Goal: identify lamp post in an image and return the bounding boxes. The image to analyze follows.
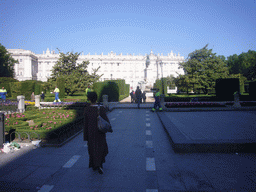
[160,60,164,94]
[155,55,164,94]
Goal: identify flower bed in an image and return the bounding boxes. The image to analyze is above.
[165,102,226,108]
[0,100,18,112]
[4,108,84,143]
[40,102,89,108]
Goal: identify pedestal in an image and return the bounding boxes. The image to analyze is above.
[233,93,241,108]
[17,95,25,113]
[103,95,108,109]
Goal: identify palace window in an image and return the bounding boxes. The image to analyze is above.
[20,59,22,62]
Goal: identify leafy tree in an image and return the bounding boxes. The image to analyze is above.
[178,44,229,94]
[226,54,239,74]
[227,50,256,81]
[50,50,102,96]
[166,75,176,89]
[0,43,18,78]
[174,74,192,94]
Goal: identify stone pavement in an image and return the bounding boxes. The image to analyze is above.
[0,100,256,191]
[157,111,256,153]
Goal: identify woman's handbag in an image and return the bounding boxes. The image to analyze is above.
[97,105,113,133]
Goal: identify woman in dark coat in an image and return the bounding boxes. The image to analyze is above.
[83,92,110,174]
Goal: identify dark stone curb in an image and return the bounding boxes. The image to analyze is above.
[40,130,83,148]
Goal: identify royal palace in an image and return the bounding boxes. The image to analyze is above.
[7,48,185,90]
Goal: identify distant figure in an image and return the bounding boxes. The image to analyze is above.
[86,85,92,96]
[142,91,146,103]
[86,85,92,102]
[31,92,35,102]
[0,87,7,102]
[83,92,111,174]
[130,90,135,103]
[135,86,142,109]
[41,92,45,102]
[53,86,61,102]
[151,88,162,112]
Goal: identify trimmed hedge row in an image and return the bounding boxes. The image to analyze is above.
[93,79,129,102]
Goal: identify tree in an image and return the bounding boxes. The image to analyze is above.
[227,50,256,81]
[0,43,18,78]
[178,44,229,94]
[226,54,239,74]
[50,50,102,96]
[174,74,192,94]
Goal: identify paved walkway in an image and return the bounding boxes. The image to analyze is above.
[0,99,256,191]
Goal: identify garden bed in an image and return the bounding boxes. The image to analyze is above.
[40,102,89,108]
[4,106,86,144]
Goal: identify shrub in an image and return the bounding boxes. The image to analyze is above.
[57,77,65,99]
[216,78,240,101]
[99,81,119,102]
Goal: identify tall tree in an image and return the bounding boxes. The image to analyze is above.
[227,50,256,80]
[226,54,239,74]
[50,50,102,96]
[178,44,229,94]
[0,43,17,78]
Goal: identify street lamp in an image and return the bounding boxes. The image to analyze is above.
[160,61,164,94]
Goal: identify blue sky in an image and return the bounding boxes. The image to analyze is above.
[1,0,255,59]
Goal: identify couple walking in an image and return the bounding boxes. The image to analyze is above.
[134,86,146,109]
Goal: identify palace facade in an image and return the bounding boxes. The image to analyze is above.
[7,48,185,90]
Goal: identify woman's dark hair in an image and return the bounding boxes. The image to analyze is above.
[87,92,97,103]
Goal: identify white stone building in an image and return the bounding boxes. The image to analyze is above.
[8,48,184,90]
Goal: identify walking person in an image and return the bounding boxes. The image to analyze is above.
[142,91,146,103]
[53,86,61,102]
[31,92,35,102]
[130,90,135,103]
[86,85,92,102]
[41,92,45,102]
[0,87,7,102]
[83,92,111,174]
[151,88,162,112]
[135,86,142,109]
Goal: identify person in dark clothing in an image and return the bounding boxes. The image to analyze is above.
[41,92,45,102]
[130,90,135,103]
[135,86,142,109]
[151,88,162,112]
[142,91,146,103]
[83,92,111,174]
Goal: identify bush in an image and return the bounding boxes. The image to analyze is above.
[21,80,36,100]
[216,78,240,101]
[99,81,119,102]
[57,77,65,99]
[249,81,256,101]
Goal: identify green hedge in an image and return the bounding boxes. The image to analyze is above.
[57,77,65,99]
[154,78,167,95]
[216,78,240,101]
[93,79,129,102]
[99,81,119,102]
